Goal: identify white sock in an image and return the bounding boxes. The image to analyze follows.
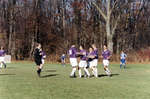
[94,68,98,77]
[106,68,111,74]
[79,69,82,78]
[91,67,95,76]
[84,68,90,77]
[105,70,109,75]
[0,63,2,68]
[70,68,76,76]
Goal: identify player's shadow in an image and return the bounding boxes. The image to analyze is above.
[0,74,16,76]
[44,70,57,72]
[40,74,58,78]
[98,73,119,78]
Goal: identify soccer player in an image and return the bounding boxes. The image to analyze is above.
[69,45,78,78]
[78,45,90,78]
[34,43,43,77]
[101,45,111,76]
[87,47,97,77]
[92,44,99,77]
[0,46,6,69]
[120,50,127,69]
[61,54,66,67]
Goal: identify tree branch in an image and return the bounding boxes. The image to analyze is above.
[110,0,118,15]
[92,2,107,21]
[112,15,120,35]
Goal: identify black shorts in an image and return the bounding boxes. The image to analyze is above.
[35,59,42,66]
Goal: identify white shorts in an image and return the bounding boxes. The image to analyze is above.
[89,61,94,68]
[92,59,98,66]
[42,59,45,64]
[70,58,78,67]
[103,60,109,66]
[79,60,87,68]
[89,59,98,68]
[0,57,4,62]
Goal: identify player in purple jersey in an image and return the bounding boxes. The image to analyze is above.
[87,47,97,77]
[91,44,98,77]
[69,45,78,78]
[77,45,90,78]
[0,46,6,69]
[101,45,111,76]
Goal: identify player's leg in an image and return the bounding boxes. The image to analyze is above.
[0,57,3,69]
[78,67,82,78]
[0,61,2,69]
[93,66,98,77]
[83,61,90,78]
[70,67,77,77]
[89,61,96,77]
[2,61,6,68]
[70,58,77,77]
[103,60,111,76]
[93,59,98,77]
[120,61,122,69]
[124,60,126,69]
[35,60,42,77]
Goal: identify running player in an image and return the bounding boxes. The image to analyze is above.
[0,46,6,69]
[120,50,127,69]
[34,43,42,77]
[69,45,78,78]
[78,45,90,78]
[61,54,66,67]
[101,45,111,76]
[87,47,97,77]
[92,44,98,77]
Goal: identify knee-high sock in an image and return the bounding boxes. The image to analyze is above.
[94,68,98,77]
[0,63,2,68]
[91,67,95,76]
[84,68,90,77]
[104,70,109,75]
[70,68,76,76]
[79,69,82,78]
[106,68,110,73]
[106,68,111,75]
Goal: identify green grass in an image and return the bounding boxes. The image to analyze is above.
[0,62,150,99]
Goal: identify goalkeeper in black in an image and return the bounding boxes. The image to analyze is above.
[34,43,42,77]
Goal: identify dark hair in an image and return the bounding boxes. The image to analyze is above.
[36,43,41,47]
[104,45,107,47]
[80,45,84,49]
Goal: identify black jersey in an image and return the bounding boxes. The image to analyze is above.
[34,48,42,60]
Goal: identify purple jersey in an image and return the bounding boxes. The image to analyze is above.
[87,51,95,61]
[0,50,5,57]
[41,51,46,59]
[102,50,111,60]
[80,50,87,60]
[69,47,77,58]
[93,48,98,59]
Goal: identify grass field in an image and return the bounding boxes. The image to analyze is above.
[0,62,150,99]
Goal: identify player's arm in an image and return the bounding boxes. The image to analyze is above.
[107,51,112,60]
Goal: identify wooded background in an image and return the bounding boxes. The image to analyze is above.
[0,0,150,62]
